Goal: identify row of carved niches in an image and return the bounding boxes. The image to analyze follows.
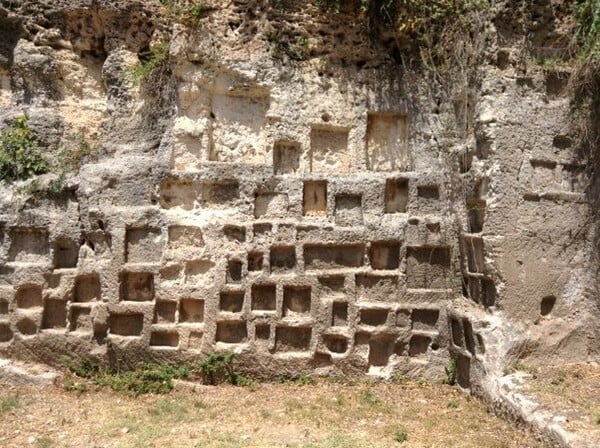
[0,273,448,369]
[171,110,410,173]
[159,176,445,217]
[0,224,111,269]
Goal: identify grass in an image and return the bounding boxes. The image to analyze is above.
[0,393,19,414]
[1,380,544,447]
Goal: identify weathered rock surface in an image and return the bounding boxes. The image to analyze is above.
[0,1,597,415]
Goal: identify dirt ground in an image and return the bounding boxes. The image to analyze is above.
[516,362,600,444]
[0,376,545,448]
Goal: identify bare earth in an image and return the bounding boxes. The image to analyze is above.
[0,379,544,448]
[517,362,600,445]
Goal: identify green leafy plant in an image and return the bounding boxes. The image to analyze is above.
[393,427,408,443]
[129,40,171,86]
[63,358,189,396]
[576,0,600,63]
[184,2,208,26]
[447,399,459,409]
[445,358,457,385]
[198,351,236,385]
[0,115,48,183]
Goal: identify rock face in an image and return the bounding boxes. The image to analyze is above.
[0,0,597,384]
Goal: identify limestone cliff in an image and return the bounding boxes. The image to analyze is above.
[0,0,597,391]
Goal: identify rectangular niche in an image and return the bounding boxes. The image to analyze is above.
[168,225,204,248]
[41,299,67,329]
[356,274,398,301]
[159,180,200,210]
[331,301,348,326]
[69,305,92,332]
[406,247,451,289]
[369,241,400,270]
[251,284,276,311]
[466,199,486,233]
[310,126,350,173]
[209,91,269,163]
[188,331,203,350]
[223,225,246,243]
[417,185,440,200]
[73,273,101,302]
[247,251,263,271]
[226,259,243,283]
[202,181,239,205]
[303,181,327,217]
[109,313,144,337]
[283,286,311,316]
[154,300,177,323]
[324,334,348,354]
[255,323,270,340]
[220,290,245,313]
[16,284,43,308]
[360,308,388,326]
[369,334,397,366]
[384,179,408,213]
[179,298,204,323]
[334,194,363,226]
[464,236,485,274]
[318,275,345,297]
[126,227,163,263]
[411,308,440,331]
[0,299,8,314]
[53,237,79,269]
[304,243,365,270]
[216,321,248,344]
[366,112,409,171]
[273,140,301,175]
[0,322,12,343]
[119,272,154,301]
[275,326,312,352]
[8,227,49,262]
[254,192,289,218]
[269,246,296,273]
[150,330,179,347]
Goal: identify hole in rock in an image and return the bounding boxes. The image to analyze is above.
[541,295,556,316]
[304,243,365,269]
[360,308,388,326]
[154,300,177,323]
[73,273,101,302]
[109,313,144,336]
[408,334,431,356]
[411,309,439,331]
[325,334,348,354]
[220,290,244,313]
[270,246,296,272]
[303,181,327,216]
[369,241,400,269]
[42,299,67,329]
[16,285,43,308]
[384,179,408,213]
[53,237,79,268]
[331,301,348,326]
[273,141,301,175]
[179,299,204,323]
[227,259,243,283]
[251,284,276,311]
[119,272,154,301]
[247,251,263,271]
[150,330,179,347]
[275,326,311,352]
[283,286,311,316]
[216,321,247,344]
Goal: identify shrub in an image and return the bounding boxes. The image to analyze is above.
[129,40,171,86]
[198,351,235,385]
[0,115,48,183]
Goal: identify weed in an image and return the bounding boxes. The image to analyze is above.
[63,377,88,394]
[0,115,48,183]
[35,436,54,448]
[393,426,408,443]
[576,0,600,63]
[62,357,189,396]
[445,358,457,385]
[129,40,170,86]
[183,2,208,26]
[0,393,19,415]
[358,390,385,410]
[391,372,408,384]
[417,377,427,386]
[447,399,459,409]
[550,370,567,386]
[198,351,236,385]
[57,131,97,172]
